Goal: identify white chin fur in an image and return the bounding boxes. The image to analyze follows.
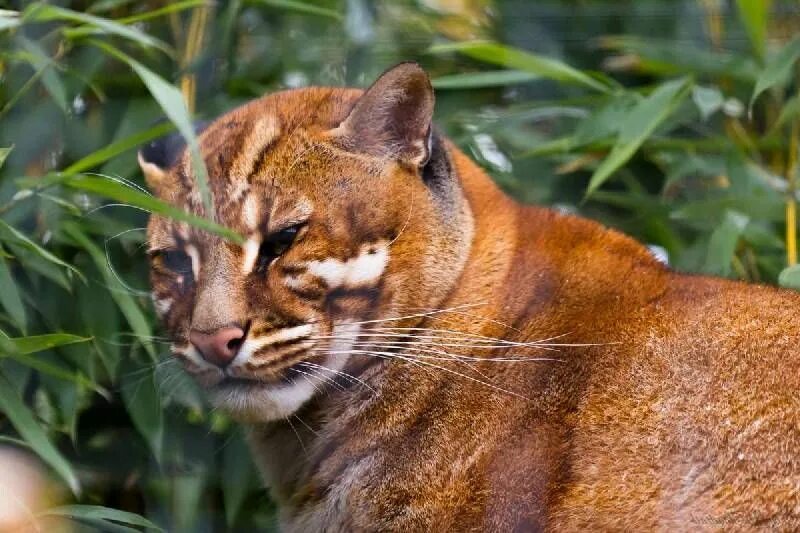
[209,352,351,423]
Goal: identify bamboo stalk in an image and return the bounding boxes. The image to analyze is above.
[180,4,210,114]
[786,121,798,265]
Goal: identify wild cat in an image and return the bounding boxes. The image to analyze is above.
[140,63,800,531]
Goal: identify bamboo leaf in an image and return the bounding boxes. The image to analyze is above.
[0,219,82,281]
[0,248,27,333]
[735,0,772,62]
[222,430,257,526]
[0,146,12,169]
[586,78,692,196]
[250,0,343,20]
[8,333,90,355]
[61,175,243,243]
[432,70,539,89]
[62,223,156,359]
[428,41,611,93]
[750,38,800,111]
[64,122,175,175]
[23,3,171,55]
[778,264,800,290]
[89,40,212,214]
[41,505,163,532]
[0,371,80,494]
[121,364,164,463]
[703,210,749,276]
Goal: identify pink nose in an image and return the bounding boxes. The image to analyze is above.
[189,327,245,368]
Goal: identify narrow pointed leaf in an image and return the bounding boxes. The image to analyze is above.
[0,372,80,494]
[64,122,175,175]
[252,0,343,20]
[0,250,27,333]
[432,70,539,89]
[0,219,82,280]
[750,38,800,111]
[88,40,212,215]
[429,41,611,93]
[41,505,163,532]
[735,0,771,61]
[586,78,692,195]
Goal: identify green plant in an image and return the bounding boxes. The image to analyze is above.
[0,1,799,531]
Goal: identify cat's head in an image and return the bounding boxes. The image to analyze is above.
[140,63,473,422]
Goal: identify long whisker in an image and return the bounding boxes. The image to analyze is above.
[346,302,488,326]
[326,349,530,400]
[301,361,377,395]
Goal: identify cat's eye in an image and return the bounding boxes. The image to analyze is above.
[255,225,302,274]
[157,249,194,283]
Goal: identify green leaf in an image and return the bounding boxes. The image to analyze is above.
[89,40,212,214]
[222,430,257,526]
[23,4,171,55]
[41,505,163,532]
[586,78,692,196]
[750,38,800,111]
[778,264,800,290]
[432,70,539,90]
[64,122,175,175]
[250,0,343,20]
[0,219,82,281]
[703,210,750,276]
[0,371,80,494]
[0,145,12,169]
[9,333,90,355]
[61,174,244,243]
[0,248,27,333]
[121,364,164,463]
[735,0,772,62]
[17,36,69,115]
[692,85,724,121]
[771,91,800,132]
[62,223,156,359]
[428,41,611,94]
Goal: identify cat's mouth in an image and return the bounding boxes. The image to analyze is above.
[215,359,309,389]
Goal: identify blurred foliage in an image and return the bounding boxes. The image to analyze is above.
[1,0,800,531]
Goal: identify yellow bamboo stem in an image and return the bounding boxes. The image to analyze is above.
[786,121,799,266]
[180,5,210,114]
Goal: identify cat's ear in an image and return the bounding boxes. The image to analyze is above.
[137,121,209,195]
[335,62,434,167]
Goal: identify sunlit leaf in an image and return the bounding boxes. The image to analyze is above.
[23,3,171,55]
[0,146,12,169]
[429,41,611,93]
[735,0,771,62]
[0,371,80,494]
[41,505,164,532]
[8,333,90,355]
[586,78,692,195]
[432,70,539,89]
[750,38,800,111]
[89,40,212,214]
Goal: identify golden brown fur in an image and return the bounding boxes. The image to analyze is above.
[141,63,800,531]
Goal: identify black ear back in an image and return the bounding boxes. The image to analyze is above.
[139,120,210,170]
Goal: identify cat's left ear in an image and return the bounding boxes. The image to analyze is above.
[334,62,434,168]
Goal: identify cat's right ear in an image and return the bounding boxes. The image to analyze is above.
[137,121,209,195]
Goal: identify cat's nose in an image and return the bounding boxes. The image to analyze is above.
[189,327,245,368]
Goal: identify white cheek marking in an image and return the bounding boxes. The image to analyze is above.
[242,238,261,274]
[306,242,388,289]
[185,244,200,279]
[230,324,313,367]
[242,194,259,231]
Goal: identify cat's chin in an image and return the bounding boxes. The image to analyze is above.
[205,354,349,423]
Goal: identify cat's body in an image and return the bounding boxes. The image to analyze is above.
[142,63,800,531]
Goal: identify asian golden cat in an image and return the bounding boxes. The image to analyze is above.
[140,63,800,531]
